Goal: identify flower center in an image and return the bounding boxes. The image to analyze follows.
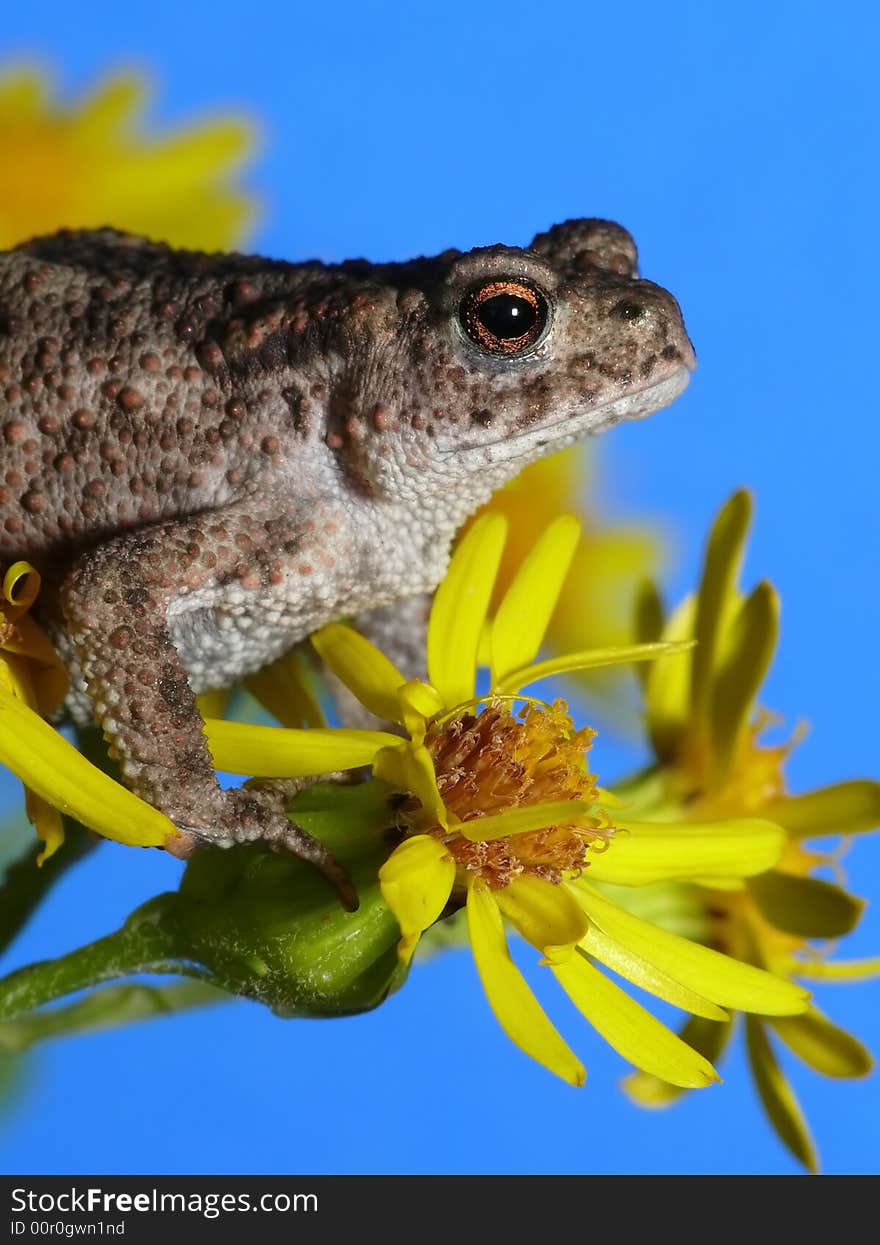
[423,699,612,888]
[687,714,793,819]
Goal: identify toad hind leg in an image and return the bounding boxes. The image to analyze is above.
[59,503,358,910]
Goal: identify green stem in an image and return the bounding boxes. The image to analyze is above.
[0,899,191,1022]
[0,981,227,1054]
[0,825,95,958]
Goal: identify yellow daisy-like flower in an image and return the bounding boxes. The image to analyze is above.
[0,64,257,250]
[621,490,880,1171]
[0,565,175,861]
[468,442,665,726]
[0,511,808,1080]
[206,513,808,1087]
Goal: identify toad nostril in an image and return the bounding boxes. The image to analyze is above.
[612,299,645,322]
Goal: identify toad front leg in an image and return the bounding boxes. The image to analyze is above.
[58,499,359,908]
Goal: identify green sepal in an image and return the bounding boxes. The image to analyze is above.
[0,982,225,1055]
[763,780,880,841]
[768,1007,873,1079]
[747,870,865,938]
[745,1015,819,1173]
[689,489,752,730]
[708,580,778,781]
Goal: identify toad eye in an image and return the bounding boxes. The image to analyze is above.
[459,279,550,356]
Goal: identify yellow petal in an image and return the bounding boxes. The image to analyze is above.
[195,687,231,721]
[490,514,580,684]
[644,594,695,763]
[763,780,880,840]
[0,690,172,848]
[398,679,444,745]
[25,789,66,864]
[476,618,493,668]
[0,650,36,704]
[458,799,596,843]
[379,835,456,965]
[311,622,406,724]
[75,73,146,136]
[244,648,325,728]
[792,956,880,982]
[2,561,41,616]
[1,612,60,663]
[540,519,667,730]
[495,875,588,961]
[575,881,809,1016]
[466,882,585,1086]
[689,489,752,729]
[2,616,68,716]
[624,1014,736,1107]
[579,916,728,1021]
[747,871,865,938]
[204,719,395,776]
[769,1007,873,1079]
[688,875,746,891]
[0,69,49,120]
[495,640,693,696]
[586,817,785,885]
[427,513,507,708]
[372,742,447,828]
[745,1016,819,1173]
[709,581,779,780]
[553,951,719,1088]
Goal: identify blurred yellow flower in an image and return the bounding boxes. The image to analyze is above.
[621,490,880,1172]
[0,64,258,250]
[470,443,665,726]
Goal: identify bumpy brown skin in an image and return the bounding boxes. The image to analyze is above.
[0,220,695,903]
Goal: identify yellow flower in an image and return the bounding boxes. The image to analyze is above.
[621,490,880,1171]
[468,442,665,726]
[208,513,808,1088]
[0,65,258,250]
[0,565,175,860]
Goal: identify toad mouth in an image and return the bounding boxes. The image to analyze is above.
[435,364,693,456]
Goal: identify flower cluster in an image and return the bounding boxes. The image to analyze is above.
[615,491,880,1171]
[0,490,876,1169]
[0,59,876,1174]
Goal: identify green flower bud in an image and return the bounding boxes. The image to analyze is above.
[166,780,408,1017]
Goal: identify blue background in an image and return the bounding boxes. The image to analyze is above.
[1,0,878,1175]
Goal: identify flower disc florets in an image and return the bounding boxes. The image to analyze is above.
[423,699,612,889]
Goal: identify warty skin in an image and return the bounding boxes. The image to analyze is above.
[0,218,695,904]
